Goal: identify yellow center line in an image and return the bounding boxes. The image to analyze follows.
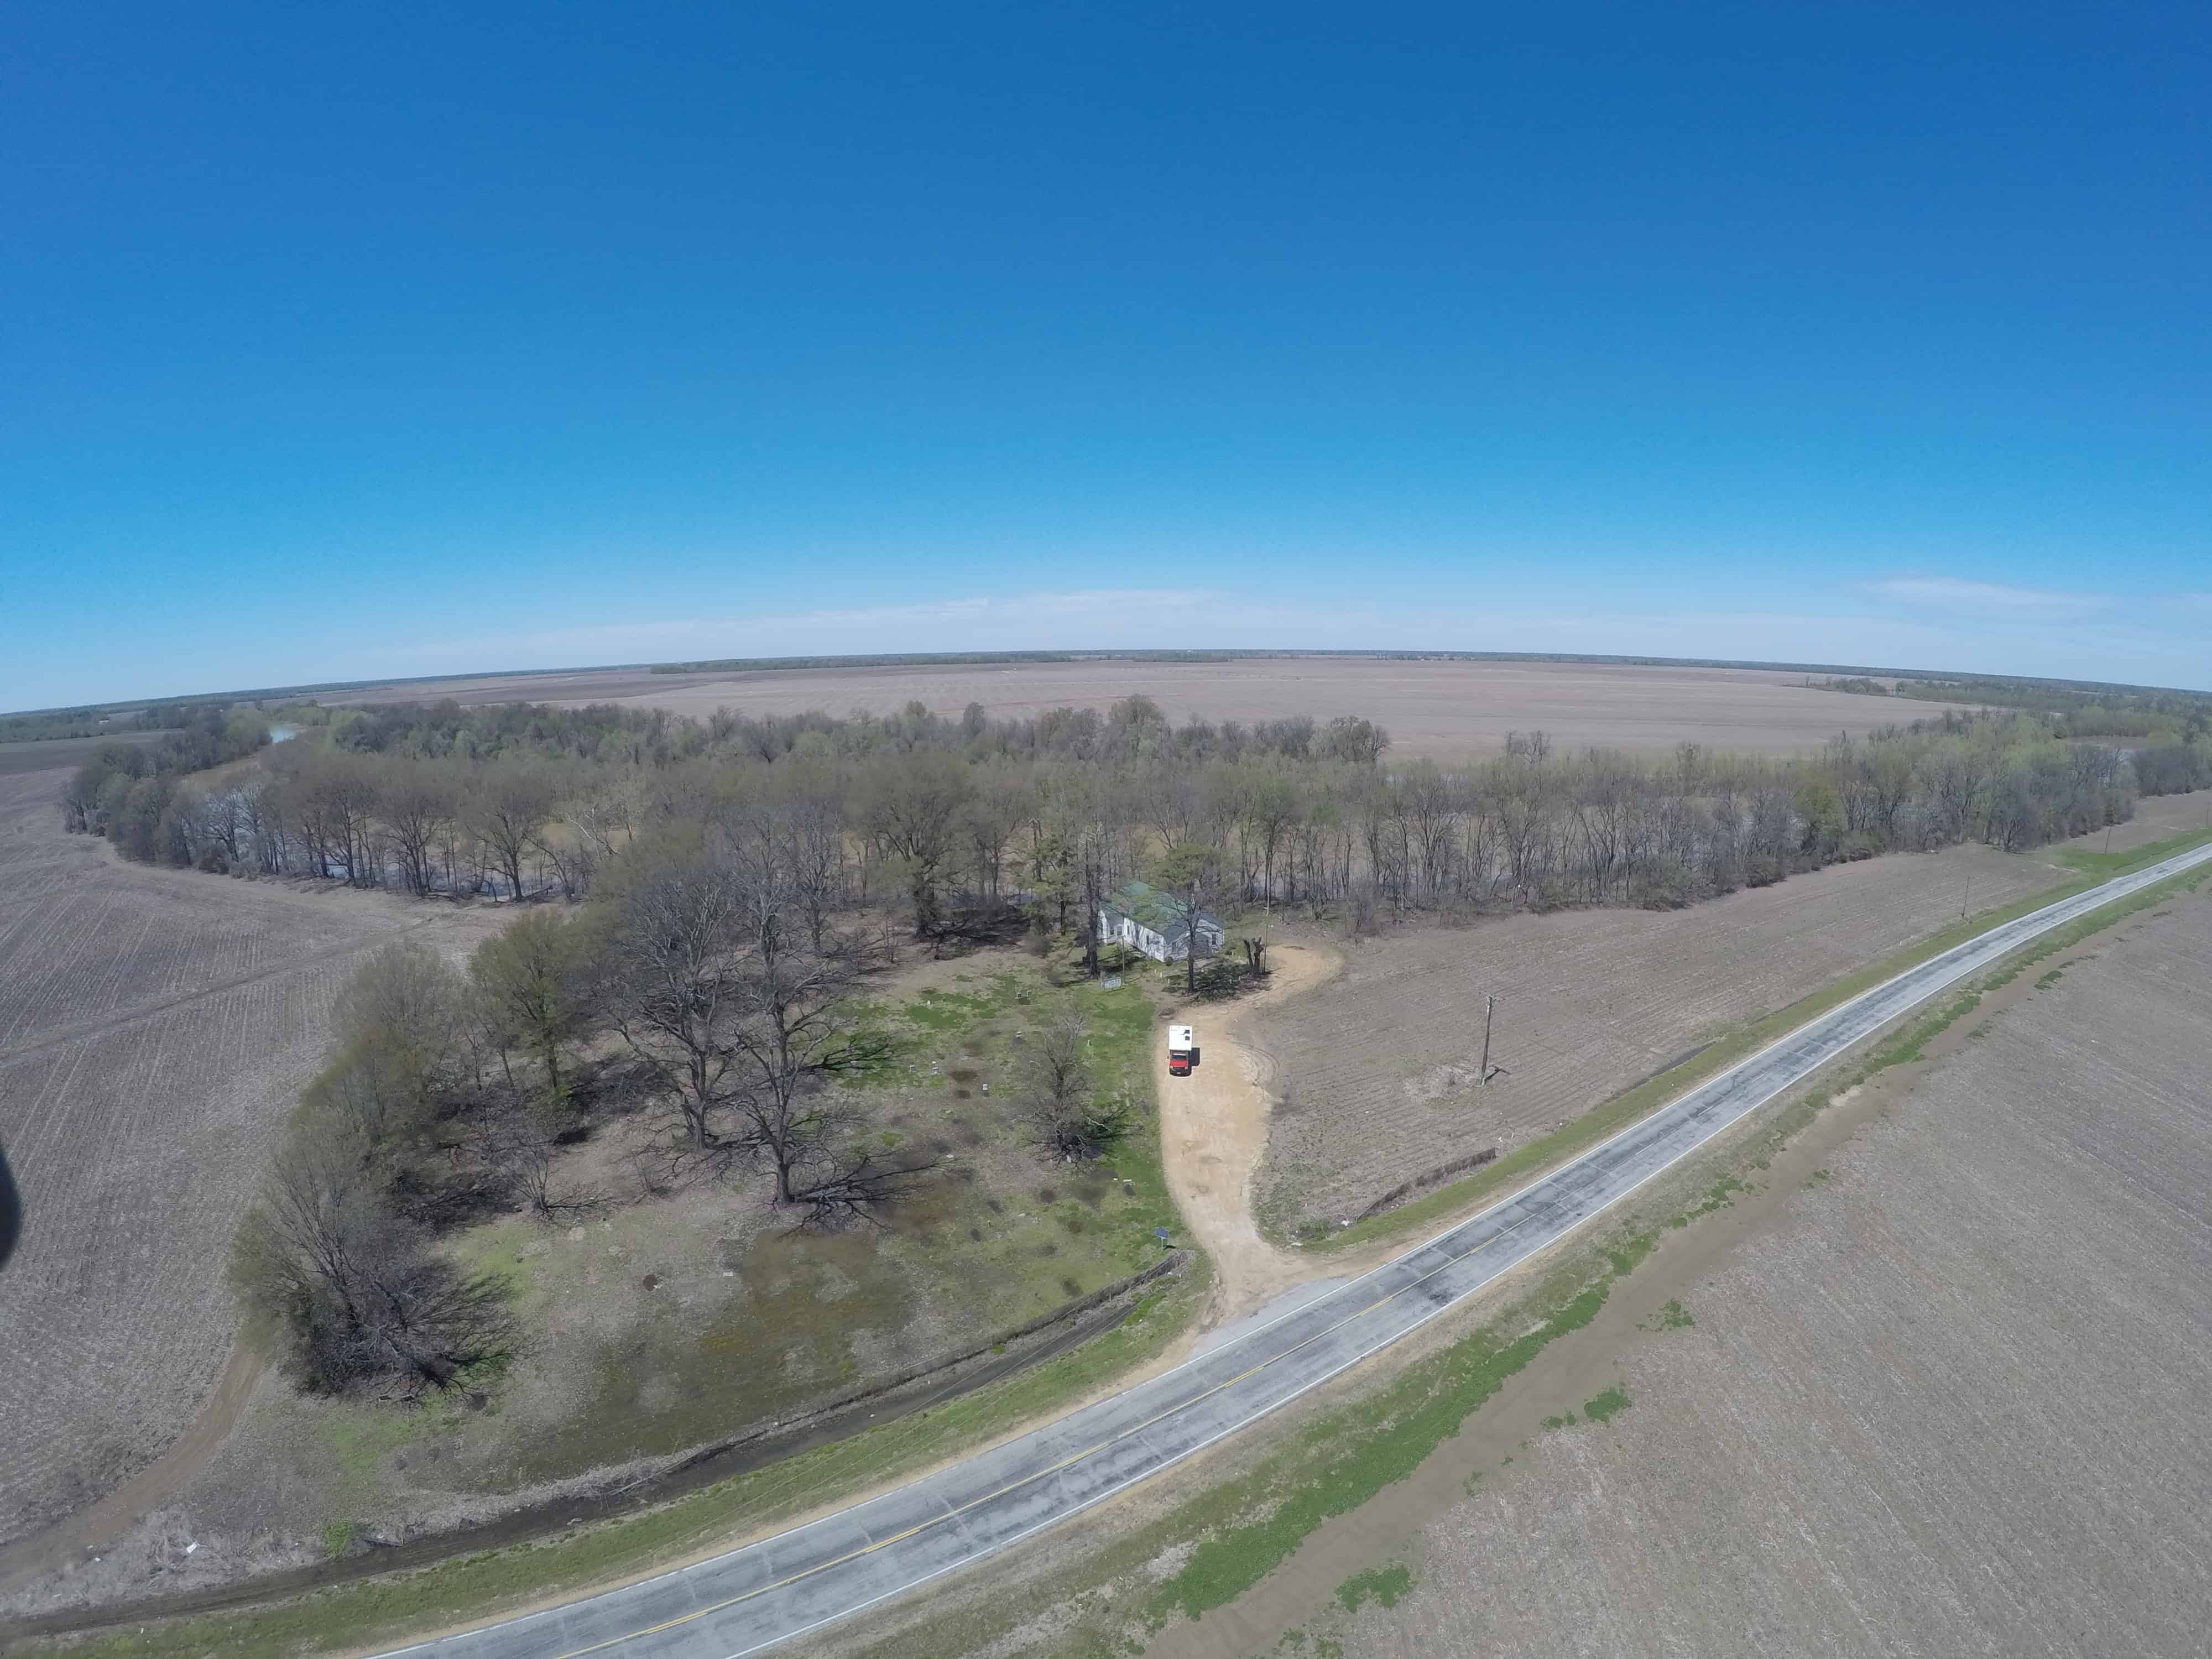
[545,1204,1546,1659]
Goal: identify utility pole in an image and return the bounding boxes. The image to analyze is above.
[1960,874,1971,921]
[1480,993,1497,1085]
[2103,823,2114,856]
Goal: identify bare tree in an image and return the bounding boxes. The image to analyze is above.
[774,757,850,950]
[1017,1011,1130,1160]
[855,750,971,938]
[719,864,899,1206]
[468,761,558,901]
[590,836,753,1154]
[479,1105,608,1224]
[378,758,457,896]
[231,1131,515,1396]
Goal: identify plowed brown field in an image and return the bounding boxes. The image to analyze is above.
[0,769,502,1554]
[1251,792,2210,1237]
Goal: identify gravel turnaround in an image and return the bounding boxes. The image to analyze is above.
[385,842,2212,1659]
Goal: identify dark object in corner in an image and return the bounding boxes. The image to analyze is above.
[0,1144,20,1272]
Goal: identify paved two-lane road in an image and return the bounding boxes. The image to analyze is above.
[391,843,2212,1659]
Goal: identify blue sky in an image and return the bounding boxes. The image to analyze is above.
[3,2,2207,709]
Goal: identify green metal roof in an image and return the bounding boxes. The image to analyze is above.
[1104,879,1217,936]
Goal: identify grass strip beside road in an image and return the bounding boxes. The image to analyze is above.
[1311,823,2212,1255]
[2050,822,2212,879]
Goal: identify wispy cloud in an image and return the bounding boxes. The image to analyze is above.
[1861,577,2115,617]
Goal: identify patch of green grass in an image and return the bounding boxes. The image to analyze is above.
[1668,1174,1751,1229]
[1541,1410,1575,1430]
[1606,1232,1656,1276]
[1582,1385,1631,1423]
[1645,1298,1695,1331]
[319,1403,427,1498]
[321,1521,354,1558]
[2034,966,2065,989]
[1874,990,1981,1066]
[899,987,1005,1031]
[1334,1562,1415,1615]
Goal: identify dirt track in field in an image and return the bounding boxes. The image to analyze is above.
[1198,869,2212,1659]
[1151,944,1340,1327]
[333,658,1969,759]
[0,769,503,1561]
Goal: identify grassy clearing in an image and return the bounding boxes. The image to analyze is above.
[383,958,1180,1494]
[1313,825,2212,1256]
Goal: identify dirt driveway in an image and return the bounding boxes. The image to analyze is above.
[1154,944,1339,1326]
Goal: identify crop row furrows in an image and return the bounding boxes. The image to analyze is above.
[0,880,374,1057]
[0,972,336,1542]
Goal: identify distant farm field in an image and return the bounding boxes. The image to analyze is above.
[0,733,160,778]
[330,658,1966,759]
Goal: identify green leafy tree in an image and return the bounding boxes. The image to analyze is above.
[471,910,587,1109]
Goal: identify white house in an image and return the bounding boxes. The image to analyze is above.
[1096,880,1225,964]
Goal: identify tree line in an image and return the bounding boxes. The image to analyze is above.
[1822,669,2212,743]
[58,707,274,864]
[64,693,2212,927]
